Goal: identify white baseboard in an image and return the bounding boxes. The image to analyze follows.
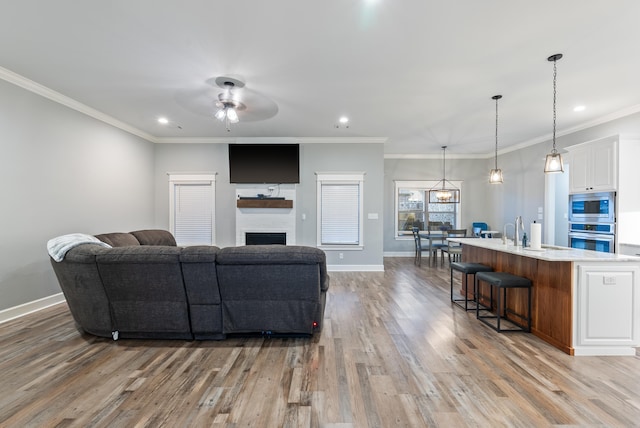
[0,293,66,325]
[383,251,415,257]
[327,264,385,272]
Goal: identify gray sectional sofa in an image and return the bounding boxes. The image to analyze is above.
[49,230,329,340]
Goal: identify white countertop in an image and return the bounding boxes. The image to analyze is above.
[449,238,640,262]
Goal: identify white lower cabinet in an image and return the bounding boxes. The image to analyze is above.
[574,262,640,355]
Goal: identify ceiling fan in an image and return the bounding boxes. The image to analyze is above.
[173,75,279,132]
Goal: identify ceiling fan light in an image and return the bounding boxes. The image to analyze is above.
[226,107,239,123]
[489,168,504,183]
[215,108,226,121]
[544,152,564,173]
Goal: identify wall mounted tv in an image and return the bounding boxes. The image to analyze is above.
[228,143,300,184]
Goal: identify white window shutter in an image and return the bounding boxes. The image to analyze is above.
[174,184,213,245]
[321,183,360,245]
[168,174,216,246]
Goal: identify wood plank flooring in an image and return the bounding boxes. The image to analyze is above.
[1,257,640,427]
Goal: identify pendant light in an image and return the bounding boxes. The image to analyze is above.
[489,95,504,183]
[544,53,564,173]
[429,146,460,203]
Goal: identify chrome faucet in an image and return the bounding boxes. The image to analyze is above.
[503,223,514,244]
[515,216,524,247]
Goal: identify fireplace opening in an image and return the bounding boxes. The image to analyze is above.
[245,232,286,246]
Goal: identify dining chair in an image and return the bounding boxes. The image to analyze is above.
[427,222,449,266]
[412,227,428,266]
[442,229,467,264]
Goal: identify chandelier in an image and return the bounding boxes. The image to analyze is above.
[429,146,460,203]
[489,94,504,183]
[544,53,564,173]
[214,80,246,132]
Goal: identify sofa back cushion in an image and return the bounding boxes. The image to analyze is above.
[216,245,328,334]
[95,246,191,337]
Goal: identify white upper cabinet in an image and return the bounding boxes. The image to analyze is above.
[568,137,617,194]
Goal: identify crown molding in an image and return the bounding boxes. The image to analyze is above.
[155,136,389,144]
[0,66,157,143]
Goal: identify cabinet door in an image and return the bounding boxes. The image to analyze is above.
[591,140,617,191]
[576,264,640,348]
[569,148,590,193]
[568,139,617,193]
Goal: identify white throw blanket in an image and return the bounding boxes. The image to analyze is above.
[47,233,111,262]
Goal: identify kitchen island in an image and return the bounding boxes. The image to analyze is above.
[449,238,640,356]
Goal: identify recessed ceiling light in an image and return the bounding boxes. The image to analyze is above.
[158,117,169,124]
[573,105,586,112]
[339,116,349,124]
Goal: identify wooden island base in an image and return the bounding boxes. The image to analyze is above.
[464,245,574,354]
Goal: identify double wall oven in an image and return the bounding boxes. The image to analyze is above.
[568,192,616,253]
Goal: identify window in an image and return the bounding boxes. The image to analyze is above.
[316,172,365,249]
[168,174,216,246]
[395,180,462,238]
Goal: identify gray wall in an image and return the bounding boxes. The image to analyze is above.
[154,142,385,267]
[384,157,492,254]
[488,111,640,243]
[383,110,640,254]
[0,79,155,311]
[4,70,640,311]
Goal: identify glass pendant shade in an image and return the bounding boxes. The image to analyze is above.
[544,151,564,173]
[489,168,504,183]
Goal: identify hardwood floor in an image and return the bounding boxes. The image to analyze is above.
[1,257,640,427]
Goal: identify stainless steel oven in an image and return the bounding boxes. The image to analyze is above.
[569,192,616,223]
[568,232,615,253]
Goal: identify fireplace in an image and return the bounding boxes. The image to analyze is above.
[245,232,287,246]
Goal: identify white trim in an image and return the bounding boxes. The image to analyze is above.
[315,172,367,181]
[383,251,415,257]
[0,293,66,325]
[157,137,388,145]
[0,66,157,143]
[327,264,385,272]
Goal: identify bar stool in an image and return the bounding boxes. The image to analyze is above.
[450,262,493,311]
[475,271,532,332]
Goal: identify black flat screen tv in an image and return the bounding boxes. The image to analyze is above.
[229,144,300,184]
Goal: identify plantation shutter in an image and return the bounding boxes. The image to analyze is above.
[321,183,360,245]
[169,174,216,246]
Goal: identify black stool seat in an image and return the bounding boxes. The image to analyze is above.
[450,262,493,311]
[475,272,532,332]
[451,262,494,275]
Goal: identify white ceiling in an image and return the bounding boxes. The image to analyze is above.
[2,0,640,156]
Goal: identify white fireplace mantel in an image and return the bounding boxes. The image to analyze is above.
[235,184,296,246]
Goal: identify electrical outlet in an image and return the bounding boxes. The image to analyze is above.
[339,252,344,259]
[603,276,617,285]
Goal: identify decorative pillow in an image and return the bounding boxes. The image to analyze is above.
[95,233,140,247]
[130,229,177,246]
